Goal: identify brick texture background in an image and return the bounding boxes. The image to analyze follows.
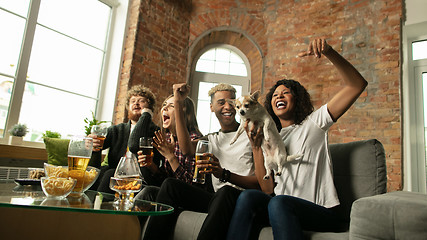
[116,0,402,191]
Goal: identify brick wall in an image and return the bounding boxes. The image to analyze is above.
[118,0,402,191]
[115,0,192,124]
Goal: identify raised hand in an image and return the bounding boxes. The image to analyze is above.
[152,130,175,161]
[173,83,191,102]
[298,38,332,58]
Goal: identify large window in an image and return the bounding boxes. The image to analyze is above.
[402,21,427,193]
[0,0,125,145]
[191,45,250,135]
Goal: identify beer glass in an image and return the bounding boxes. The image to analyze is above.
[91,124,108,150]
[139,137,153,167]
[68,136,93,196]
[193,140,211,184]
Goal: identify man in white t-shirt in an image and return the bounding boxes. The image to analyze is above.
[142,83,259,240]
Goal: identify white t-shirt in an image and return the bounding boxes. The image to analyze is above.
[207,131,254,192]
[274,104,339,208]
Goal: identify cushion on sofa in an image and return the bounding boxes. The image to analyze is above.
[330,139,386,221]
[43,137,70,166]
[350,191,427,240]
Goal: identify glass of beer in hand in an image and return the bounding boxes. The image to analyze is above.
[91,124,108,150]
[68,136,93,197]
[139,137,153,167]
[193,140,211,184]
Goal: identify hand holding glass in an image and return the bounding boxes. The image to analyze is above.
[91,125,108,150]
[193,140,211,184]
[139,137,153,167]
[68,136,93,197]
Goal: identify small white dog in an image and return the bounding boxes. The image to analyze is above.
[230,91,302,179]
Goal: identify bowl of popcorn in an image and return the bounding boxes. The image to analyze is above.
[40,177,76,199]
[44,163,100,193]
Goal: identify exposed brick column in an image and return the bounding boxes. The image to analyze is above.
[115,0,192,125]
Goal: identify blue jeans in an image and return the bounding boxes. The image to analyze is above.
[227,189,347,240]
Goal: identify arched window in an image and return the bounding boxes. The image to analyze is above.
[191,45,250,135]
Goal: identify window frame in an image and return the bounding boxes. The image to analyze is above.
[190,44,251,107]
[0,0,127,147]
[190,44,251,135]
[402,21,427,193]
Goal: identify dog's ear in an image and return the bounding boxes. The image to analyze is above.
[251,90,261,101]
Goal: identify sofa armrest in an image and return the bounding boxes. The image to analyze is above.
[349,191,427,240]
[174,211,207,240]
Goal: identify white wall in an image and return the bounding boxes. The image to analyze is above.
[405,0,427,25]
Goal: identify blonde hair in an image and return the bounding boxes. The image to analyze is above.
[208,83,236,102]
[126,85,156,111]
[161,95,202,135]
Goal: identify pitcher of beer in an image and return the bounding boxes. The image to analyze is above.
[68,136,93,197]
[193,140,211,184]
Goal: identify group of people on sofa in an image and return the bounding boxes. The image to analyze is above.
[89,38,368,240]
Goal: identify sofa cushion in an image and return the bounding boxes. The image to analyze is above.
[43,137,70,166]
[350,191,427,240]
[330,139,386,220]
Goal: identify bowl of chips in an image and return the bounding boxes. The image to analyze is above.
[41,177,76,199]
[44,163,100,193]
[81,166,101,192]
[44,163,68,178]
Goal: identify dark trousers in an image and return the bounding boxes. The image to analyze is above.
[142,178,242,240]
[96,167,116,194]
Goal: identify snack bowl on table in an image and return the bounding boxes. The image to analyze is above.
[109,177,143,208]
[44,163,100,193]
[40,177,76,199]
[44,163,68,178]
[81,166,101,192]
[109,177,143,194]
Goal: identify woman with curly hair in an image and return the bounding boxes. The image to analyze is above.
[264,79,314,130]
[227,38,368,240]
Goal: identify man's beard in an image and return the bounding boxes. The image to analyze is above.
[128,110,141,122]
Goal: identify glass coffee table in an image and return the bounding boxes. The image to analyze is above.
[0,179,173,216]
[0,179,173,240]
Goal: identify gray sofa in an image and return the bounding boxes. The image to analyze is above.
[165,139,427,239]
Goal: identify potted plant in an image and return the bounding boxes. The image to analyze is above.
[42,130,62,139]
[84,111,107,136]
[8,123,28,145]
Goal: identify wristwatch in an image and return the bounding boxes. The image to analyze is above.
[220,168,231,183]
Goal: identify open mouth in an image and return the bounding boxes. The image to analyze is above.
[276,101,287,109]
[163,113,170,122]
[222,112,233,117]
